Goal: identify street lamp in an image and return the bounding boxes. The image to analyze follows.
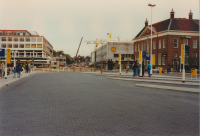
[148,3,156,75]
[12,50,18,67]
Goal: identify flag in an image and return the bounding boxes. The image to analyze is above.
[109,33,112,39]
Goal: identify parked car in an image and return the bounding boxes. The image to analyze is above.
[152,67,165,73]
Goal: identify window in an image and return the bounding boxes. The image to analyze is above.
[162,57,165,65]
[174,53,178,58]
[2,37,6,41]
[138,44,140,51]
[144,43,146,51]
[54,62,57,65]
[20,37,24,42]
[153,41,156,49]
[192,53,197,58]
[31,44,36,48]
[158,53,161,65]
[14,37,18,41]
[0,33,2,36]
[20,33,23,36]
[174,39,178,48]
[26,44,30,48]
[26,38,30,42]
[8,44,12,48]
[183,39,188,45]
[193,39,197,48]
[163,39,166,48]
[135,45,137,52]
[159,40,161,49]
[13,44,18,48]
[19,44,24,48]
[114,54,118,57]
[141,43,143,51]
[147,43,149,50]
[37,44,42,48]
[31,37,36,42]
[37,37,42,42]
[1,44,6,48]
[7,37,12,41]
[13,32,16,36]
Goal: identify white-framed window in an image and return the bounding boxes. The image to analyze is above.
[147,43,149,50]
[8,37,12,42]
[158,53,161,65]
[1,44,6,48]
[26,37,30,42]
[141,43,143,51]
[37,37,42,42]
[144,43,146,51]
[31,37,36,42]
[174,39,178,48]
[14,37,18,42]
[153,41,156,49]
[20,37,24,42]
[13,44,18,48]
[159,40,161,49]
[162,57,165,65]
[192,53,197,58]
[8,44,12,48]
[2,37,6,41]
[138,44,140,51]
[163,39,166,48]
[183,39,188,45]
[135,45,137,52]
[193,39,197,48]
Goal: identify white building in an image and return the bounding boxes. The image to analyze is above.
[91,41,134,68]
[0,30,53,67]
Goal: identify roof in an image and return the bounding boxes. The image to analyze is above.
[135,18,199,38]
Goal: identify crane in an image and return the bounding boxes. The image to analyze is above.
[75,37,83,58]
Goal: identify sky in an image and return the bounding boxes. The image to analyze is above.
[0,0,199,57]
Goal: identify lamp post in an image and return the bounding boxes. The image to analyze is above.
[148,3,156,75]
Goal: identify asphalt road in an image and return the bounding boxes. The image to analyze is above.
[0,72,198,136]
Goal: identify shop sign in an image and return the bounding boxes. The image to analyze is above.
[111,47,116,52]
[181,36,191,39]
[26,60,30,63]
[17,59,21,61]
[162,52,167,57]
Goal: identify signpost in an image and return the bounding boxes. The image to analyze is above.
[181,44,185,83]
[119,54,121,74]
[139,51,142,76]
[152,54,155,65]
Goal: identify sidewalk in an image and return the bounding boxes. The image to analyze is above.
[0,72,34,89]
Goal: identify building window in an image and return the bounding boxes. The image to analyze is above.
[13,32,16,36]
[0,33,2,36]
[31,37,36,42]
[183,39,188,45]
[13,44,18,48]
[153,41,156,49]
[147,43,149,50]
[141,43,143,51]
[135,45,137,52]
[8,37,12,41]
[174,39,178,48]
[37,44,42,48]
[37,37,42,42]
[114,54,119,57]
[192,53,197,58]
[20,37,24,42]
[159,40,161,49]
[19,44,24,48]
[174,53,178,58]
[31,44,36,48]
[14,37,18,41]
[138,44,140,51]
[8,44,12,48]
[1,44,6,48]
[26,44,30,48]
[158,53,161,65]
[162,57,165,65]
[26,38,30,42]
[193,39,197,48]
[144,43,146,51]
[163,39,166,48]
[2,37,6,41]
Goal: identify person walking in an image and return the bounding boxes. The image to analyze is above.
[142,61,145,77]
[147,62,151,77]
[1,63,5,78]
[167,66,169,73]
[28,64,31,73]
[13,67,16,78]
[0,63,2,78]
[16,63,22,78]
[26,63,29,73]
[137,63,140,76]
[133,61,138,77]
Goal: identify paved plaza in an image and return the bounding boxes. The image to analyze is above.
[0,72,199,136]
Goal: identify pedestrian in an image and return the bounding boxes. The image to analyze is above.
[133,61,138,77]
[137,63,140,76]
[20,64,23,76]
[13,67,16,78]
[147,61,151,77]
[167,66,169,73]
[28,64,31,73]
[142,61,145,77]
[16,63,22,78]
[26,63,29,73]
[1,63,5,78]
[0,63,2,78]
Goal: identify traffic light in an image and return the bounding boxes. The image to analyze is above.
[7,49,11,64]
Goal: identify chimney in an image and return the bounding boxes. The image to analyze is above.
[170,8,175,18]
[145,18,148,27]
[189,9,193,19]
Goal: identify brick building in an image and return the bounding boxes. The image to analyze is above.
[132,9,199,71]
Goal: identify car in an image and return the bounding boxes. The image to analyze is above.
[152,67,165,73]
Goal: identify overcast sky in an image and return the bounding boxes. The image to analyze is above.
[0,0,199,57]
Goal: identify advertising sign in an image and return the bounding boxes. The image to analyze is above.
[142,51,146,58]
[118,54,121,64]
[152,54,155,65]
[181,44,185,64]
[162,52,167,57]
[111,47,116,52]
[139,51,142,64]
[7,49,11,64]
[185,45,189,56]
[121,54,124,60]
[146,55,150,60]
[0,49,5,57]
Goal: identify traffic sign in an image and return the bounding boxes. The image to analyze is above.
[121,54,124,60]
[0,49,5,57]
[142,51,146,58]
[146,55,150,60]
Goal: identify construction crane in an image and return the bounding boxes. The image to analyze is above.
[75,37,83,58]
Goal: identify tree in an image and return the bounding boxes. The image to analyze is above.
[53,50,57,56]
[65,54,72,64]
